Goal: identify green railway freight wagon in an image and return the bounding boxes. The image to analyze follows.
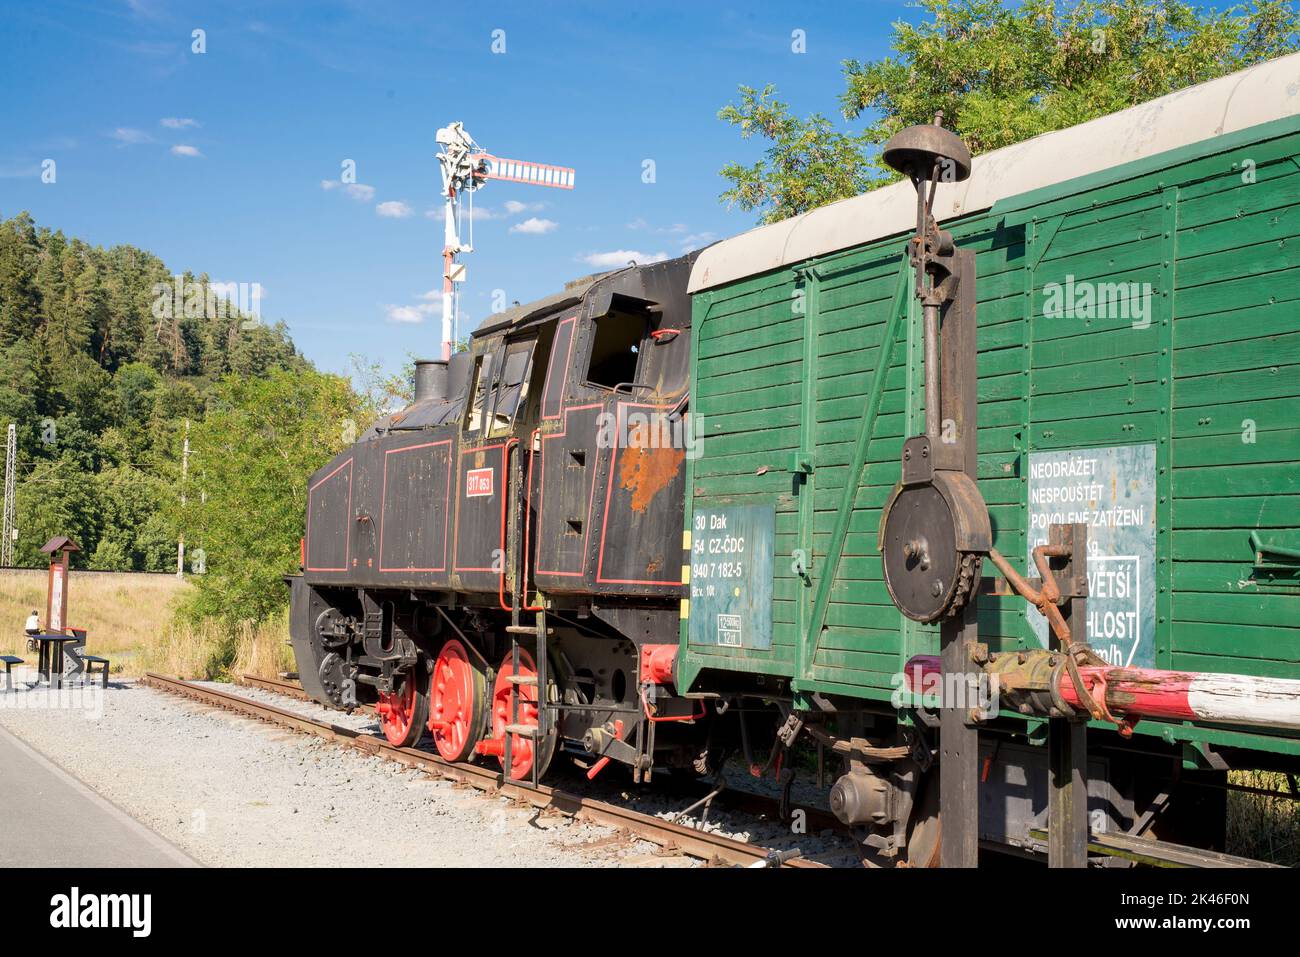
[678,53,1300,858]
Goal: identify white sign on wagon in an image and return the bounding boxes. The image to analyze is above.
[1026,443,1157,668]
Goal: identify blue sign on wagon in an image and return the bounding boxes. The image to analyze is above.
[1027,443,1157,668]
[688,504,774,651]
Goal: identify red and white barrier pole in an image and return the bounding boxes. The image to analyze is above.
[903,654,1300,733]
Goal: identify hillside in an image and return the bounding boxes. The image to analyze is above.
[0,211,305,571]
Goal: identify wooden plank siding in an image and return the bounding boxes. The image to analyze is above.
[680,116,1300,752]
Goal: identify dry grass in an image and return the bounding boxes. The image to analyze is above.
[1227,770,1300,867]
[0,569,292,680]
[230,617,295,678]
[0,570,189,674]
[138,616,294,680]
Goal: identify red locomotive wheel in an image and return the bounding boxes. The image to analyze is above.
[375,669,430,748]
[428,639,487,762]
[483,648,556,782]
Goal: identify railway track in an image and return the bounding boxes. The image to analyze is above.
[141,672,827,868]
[235,673,847,837]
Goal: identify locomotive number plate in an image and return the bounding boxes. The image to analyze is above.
[465,467,494,498]
[688,504,774,651]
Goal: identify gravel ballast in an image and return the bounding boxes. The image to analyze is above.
[203,680,861,866]
[0,681,669,867]
[0,678,861,867]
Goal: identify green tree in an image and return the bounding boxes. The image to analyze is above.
[14,456,103,568]
[0,210,338,594]
[177,367,366,625]
[111,361,162,463]
[93,466,169,570]
[0,213,42,346]
[721,0,1300,223]
[350,353,415,417]
[718,86,877,224]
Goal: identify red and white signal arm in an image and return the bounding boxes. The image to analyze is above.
[472,154,576,190]
[466,467,494,498]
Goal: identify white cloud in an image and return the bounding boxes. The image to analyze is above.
[580,249,667,268]
[385,300,440,324]
[510,217,557,235]
[321,180,376,202]
[504,199,544,215]
[160,117,199,129]
[625,217,648,230]
[110,127,152,146]
[170,144,202,157]
[376,200,414,219]
[385,305,424,323]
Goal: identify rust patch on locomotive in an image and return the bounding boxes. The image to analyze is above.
[619,444,684,513]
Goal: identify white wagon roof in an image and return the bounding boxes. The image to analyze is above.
[688,51,1300,293]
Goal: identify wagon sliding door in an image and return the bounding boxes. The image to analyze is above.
[796,253,915,698]
[682,249,915,697]
[683,270,807,683]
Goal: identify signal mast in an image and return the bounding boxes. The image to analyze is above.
[434,123,576,360]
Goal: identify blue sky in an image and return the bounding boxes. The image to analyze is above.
[1,1,910,378]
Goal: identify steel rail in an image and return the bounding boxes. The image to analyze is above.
[142,673,825,868]
[236,673,847,834]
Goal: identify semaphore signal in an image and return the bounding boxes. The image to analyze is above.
[434,123,576,360]
[471,155,576,189]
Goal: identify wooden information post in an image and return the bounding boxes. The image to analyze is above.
[41,535,79,634]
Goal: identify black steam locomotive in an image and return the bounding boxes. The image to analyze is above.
[289,255,718,785]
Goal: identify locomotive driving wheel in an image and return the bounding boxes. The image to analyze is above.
[478,648,557,782]
[427,638,487,762]
[375,668,430,748]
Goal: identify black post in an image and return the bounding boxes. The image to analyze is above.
[1047,523,1090,868]
[877,120,984,869]
[938,246,981,868]
[939,607,980,867]
[1048,719,1088,867]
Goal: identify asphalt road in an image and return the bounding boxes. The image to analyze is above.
[0,724,196,868]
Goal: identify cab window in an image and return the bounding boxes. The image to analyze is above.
[486,339,536,436]
[585,310,645,390]
[463,352,492,434]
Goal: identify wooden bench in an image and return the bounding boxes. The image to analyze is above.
[81,655,110,689]
[1,654,23,691]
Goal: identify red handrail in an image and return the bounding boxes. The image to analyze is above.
[497,438,520,613]
[521,429,545,612]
